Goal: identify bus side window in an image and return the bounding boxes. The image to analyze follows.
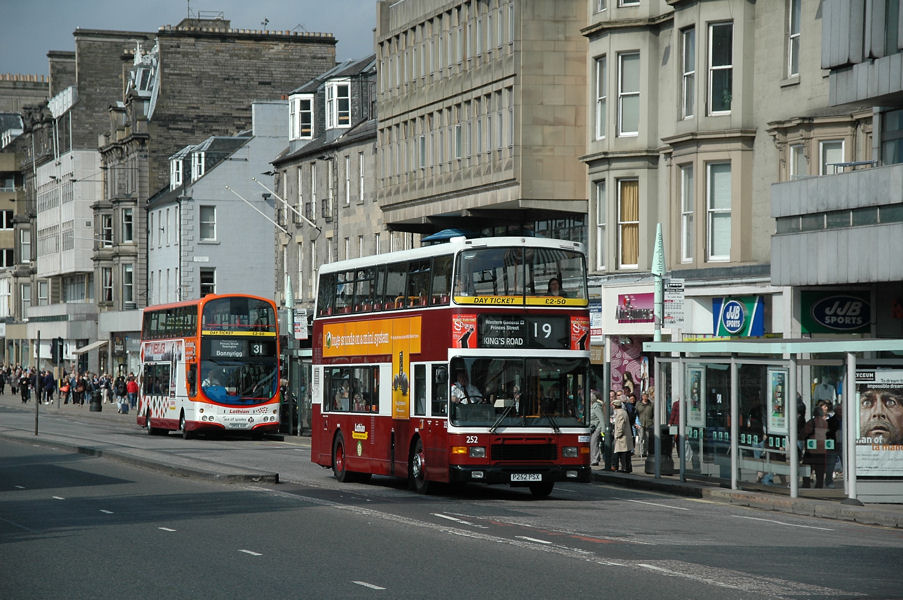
[413,364,426,416]
[431,365,448,416]
[431,255,452,305]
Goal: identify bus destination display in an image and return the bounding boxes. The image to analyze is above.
[207,339,275,359]
[477,314,569,349]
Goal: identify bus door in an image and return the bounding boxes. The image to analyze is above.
[412,363,449,479]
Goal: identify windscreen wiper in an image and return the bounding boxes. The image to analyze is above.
[546,413,561,433]
[490,403,515,433]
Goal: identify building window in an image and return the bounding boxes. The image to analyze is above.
[19,230,30,263]
[596,0,607,11]
[101,214,113,247]
[790,143,808,178]
[882,107,903,165]
[706,162,731,261]
[618,52,640,137]
[787,0,801,77]
[170,158,183,190]
[122,208,133,243]
[0,279,9,317]
[708,22,733,115]
[680,165,694,262]
[819,140,844,175]
[374,232,381,255]
[343,155,351,205]
[594,181,606,270]
[290,94,314,140]
[123,264,134,306]
[0,210,12,229]
[0,249,12,267]
[594,56,607,140]
[200,268,216,297]
[101,267,113,303]
[37,280,48,306]
[681,27,695,119]
[353,154,362,205]
[297,242,304,301]
[325,80,351,129]
[199,206,216,241]
[617,179,639,269]
[310,163,317,220]
[20,283,31,312]
[620,0,639,5]
[191,152,205,181]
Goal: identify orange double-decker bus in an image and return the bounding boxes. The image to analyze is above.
[311,236,592,497]
[137,294,281,438]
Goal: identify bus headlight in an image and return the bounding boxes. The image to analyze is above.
[562,446,579,458]
[469,446,486,458]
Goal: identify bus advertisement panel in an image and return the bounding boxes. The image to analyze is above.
[311,237,592,498]
[138,294,280,438]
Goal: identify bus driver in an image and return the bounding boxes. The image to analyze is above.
[451,369,483,404]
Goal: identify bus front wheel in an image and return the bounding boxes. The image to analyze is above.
[529,480,554,498]
[332,433,350,482]
[144,412,158,436]
[409,438,430,494]
[180,413,192,440]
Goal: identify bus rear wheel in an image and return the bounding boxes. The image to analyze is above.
[145,411,159,436]
[409,438,430,494]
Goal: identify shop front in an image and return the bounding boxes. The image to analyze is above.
[644,338,903,503]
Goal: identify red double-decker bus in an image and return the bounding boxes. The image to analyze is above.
[310,236,592,497]
[138,294,281,438]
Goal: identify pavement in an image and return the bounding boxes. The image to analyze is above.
[1,390,901,529]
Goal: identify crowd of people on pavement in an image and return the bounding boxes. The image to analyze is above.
[0,364,139,414]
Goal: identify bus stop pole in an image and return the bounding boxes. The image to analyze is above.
[730,355,739,490]
[35,330,40,436]
[845,352,860,504]
[653,355,661,478]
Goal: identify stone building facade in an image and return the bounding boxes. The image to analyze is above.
[374,0,587,240]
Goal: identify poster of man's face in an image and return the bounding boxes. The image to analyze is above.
[859,388,903,444]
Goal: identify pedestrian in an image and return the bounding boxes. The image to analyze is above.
[801,405,829,489]
[0,367,6,395]
[19,369,32,404]
[612,398,634,472]
[59,371,70,404]
[127,374,139,409]
[43,370,56,405]
[669,397,681,458]
[589,390,605,466]
[636,391,654,457]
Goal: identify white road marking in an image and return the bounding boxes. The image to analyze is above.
[433,513,476,526]
[14,485,25,489]
[99,509,114,514]
[52,496,65,500]
[239,549,262,556]
[158,527,177,532]
[732,515,834,531]
[621,498,690,511]
[352,581,386,590]
[515,536,552,545]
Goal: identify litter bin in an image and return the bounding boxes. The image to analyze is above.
[644,425,674,474]
[89,389,102,412]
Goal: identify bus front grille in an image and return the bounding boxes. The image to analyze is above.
[491,444,556,461]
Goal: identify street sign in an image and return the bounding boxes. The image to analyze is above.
[663,278,685,328]
[294,308,308,341]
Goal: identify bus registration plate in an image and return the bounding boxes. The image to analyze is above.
[223,416,252,429]
[510,473,542,482]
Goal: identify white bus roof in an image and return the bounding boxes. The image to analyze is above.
[318,236,585,275]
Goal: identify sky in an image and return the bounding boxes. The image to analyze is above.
[0,0,377,76]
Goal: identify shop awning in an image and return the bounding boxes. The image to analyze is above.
[71,340,108,355]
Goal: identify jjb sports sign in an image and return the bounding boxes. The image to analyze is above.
[801,291,871,334]
[712,296,765,337]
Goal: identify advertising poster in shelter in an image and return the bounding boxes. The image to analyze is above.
[855,369,903,477]
[767,368,788,434]
[686,366,705,428]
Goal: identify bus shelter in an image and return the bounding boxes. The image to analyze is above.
[643,338,903,503]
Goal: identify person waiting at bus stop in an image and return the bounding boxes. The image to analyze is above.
[451,369,482,404]
[612,397,634,472]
